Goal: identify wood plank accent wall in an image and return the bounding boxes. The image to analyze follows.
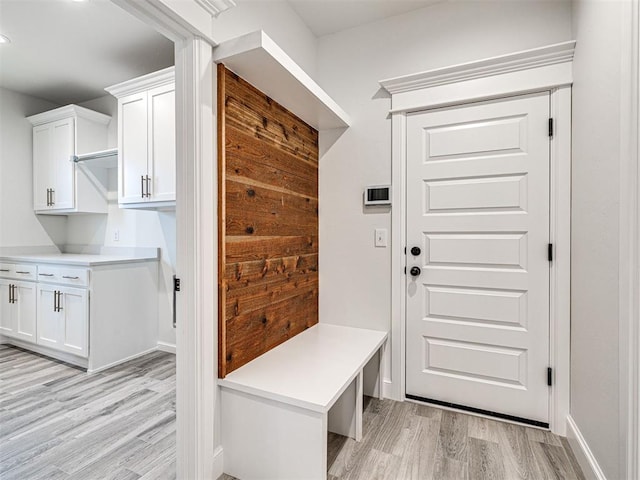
[218,64,319,378]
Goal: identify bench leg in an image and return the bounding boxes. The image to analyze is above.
[355,370,363,441]
[221,388,327,480]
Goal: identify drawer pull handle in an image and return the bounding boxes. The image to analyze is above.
[62,276,80,279]
[16,271,30,274]
[39,273,54,277]
[0,269,9,272]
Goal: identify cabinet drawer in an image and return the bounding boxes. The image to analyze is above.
[37,266,89,287]
[0,264,37,281]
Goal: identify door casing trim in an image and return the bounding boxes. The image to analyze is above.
[384,46,573,435]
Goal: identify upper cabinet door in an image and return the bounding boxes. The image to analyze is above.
[119,92,149,204]
[50,118,75,210]
[147,84,176,203]
[33,124,52,211]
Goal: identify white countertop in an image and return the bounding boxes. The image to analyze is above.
[0,250,159,266]
[218,323,388,413]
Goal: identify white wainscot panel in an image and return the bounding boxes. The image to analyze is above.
[425,233,528,269]
[425,115,527,159]
[424,174,528,213]
[425,285,528,329]
[423,337,527,387]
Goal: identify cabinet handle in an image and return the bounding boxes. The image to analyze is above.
[15,271,30,274]
[51,189,55,206]
[46,188,50,206]
[0,269,9,272]
[141,175,145,199]
[57,291,63,311]
[62,276,79,279]
[11,285,16,304]
[53,290,57,311]
[146,175,151,198]
[8,284,12,304]
[39,273,54,277]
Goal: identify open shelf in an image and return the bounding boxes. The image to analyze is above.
[213,30,351,130]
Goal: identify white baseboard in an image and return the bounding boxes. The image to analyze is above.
[88,346,158,373]
[212,445,224,479]
[566,415,607,480]
[157,341,176,354]
[382,379,395,400]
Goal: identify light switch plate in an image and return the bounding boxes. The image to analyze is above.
[375,228,388,247]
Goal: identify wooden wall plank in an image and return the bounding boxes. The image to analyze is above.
[218,65,319,377]
[226,126,317,198]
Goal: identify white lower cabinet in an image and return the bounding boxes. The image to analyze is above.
[0,255,158,372]
[37,284,88,358]
[0,279,37,343]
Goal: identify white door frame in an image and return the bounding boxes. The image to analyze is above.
[620,1,640,478]
[380,41,575,435]
[111,1,231,478]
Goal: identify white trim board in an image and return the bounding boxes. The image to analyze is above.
[380,40,575,113]
[619,1,640,478]
[213,30,351,130]
[566,415,607,480]
[382,43,572,436]
[157,341,177,354]
[110,1,220,479]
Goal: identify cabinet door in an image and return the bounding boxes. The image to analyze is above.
[50,118,75,210]
[0,280,15,336]
[119,92,149,204]
[33,124,52,211]
[59,286,88,358]
[13,281,36,344]
[37,285,63,350]
[147,84,175,203]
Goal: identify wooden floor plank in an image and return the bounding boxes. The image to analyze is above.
[1,345,585,480]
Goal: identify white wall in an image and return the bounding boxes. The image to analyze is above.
[212,0,317,76]
[570,1,626,478]
[315,1,572,385]
[66,94,177,348]
[0,88,67,249]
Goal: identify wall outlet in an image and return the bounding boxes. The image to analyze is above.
[113,229,120,242]
[375,228,388,247]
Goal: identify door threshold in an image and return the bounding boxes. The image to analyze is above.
[405,394,549,429]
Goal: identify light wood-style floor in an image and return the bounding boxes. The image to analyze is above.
[0,345,176,480]
[1,345,584,480]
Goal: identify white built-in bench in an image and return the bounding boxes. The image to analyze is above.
[219,323,388,480]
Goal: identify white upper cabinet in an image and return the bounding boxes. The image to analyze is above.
[28,105,111,215]
[106,67,175,209]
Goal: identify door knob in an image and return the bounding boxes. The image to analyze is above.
[410,266,421,277]
[410,246,421,256]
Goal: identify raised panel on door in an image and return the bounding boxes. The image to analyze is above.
[405,92,551,425]
[119,92,148,204]
[50,118,75,210]
[33,124,51,210]
[60,286,88,357]
[37,285,63,349]
[0,281,15,336]
[14,281,36,343]
[147,84,175,203]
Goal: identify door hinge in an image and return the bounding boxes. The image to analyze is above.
[548,118,554,138]
[547,367,553,386]
[548,243,553,262]
[173,275,180,329]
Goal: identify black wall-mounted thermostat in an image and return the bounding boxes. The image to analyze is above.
[364,185,391,206]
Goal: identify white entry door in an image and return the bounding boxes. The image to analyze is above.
[405,92,551,425]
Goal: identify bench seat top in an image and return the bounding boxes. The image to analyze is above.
[218,323,387,413]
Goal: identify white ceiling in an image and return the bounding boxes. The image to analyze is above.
[0,0,442,105]
[0,0,174,105]
[288,0,444,37]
